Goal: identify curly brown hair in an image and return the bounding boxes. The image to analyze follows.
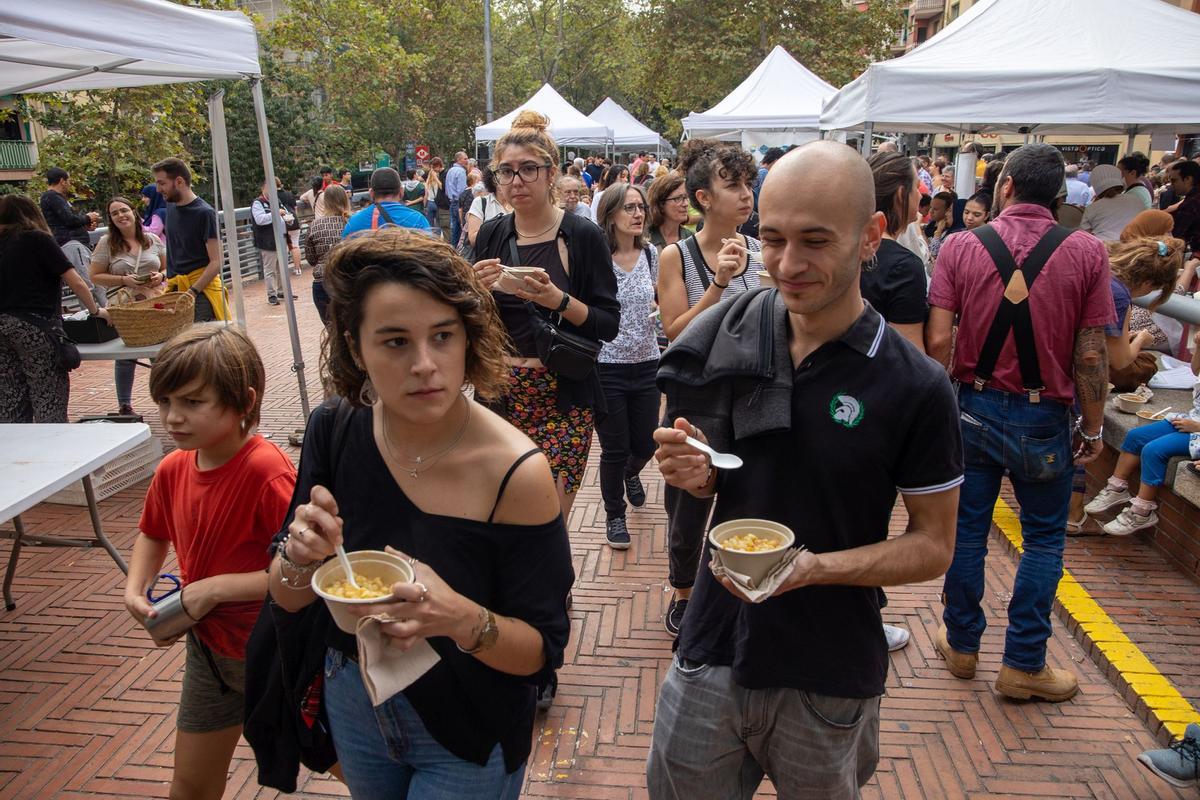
[1106,236,1184,309]
[676,137,756,209]
[320,229,511,405]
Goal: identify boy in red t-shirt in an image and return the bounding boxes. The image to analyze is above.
[123,325,296,799]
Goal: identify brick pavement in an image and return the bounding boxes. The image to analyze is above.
[1,269,1195,799]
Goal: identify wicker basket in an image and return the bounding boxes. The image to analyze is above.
[106,291,196,346]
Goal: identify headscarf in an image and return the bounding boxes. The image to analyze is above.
[1120,209,1174,243]
[140,183,167,227]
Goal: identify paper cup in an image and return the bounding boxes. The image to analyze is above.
[1115,393,1148,414]
[496,266,545,295]
[312,550,415,634]
[708,519,795,587]
[756,270,775,288]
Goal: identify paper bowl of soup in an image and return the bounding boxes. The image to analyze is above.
[496,266,545,295]
[708,519,795,586]
[1115,393,1149,414]
[311,549,414,633]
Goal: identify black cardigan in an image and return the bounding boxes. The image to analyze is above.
[474,211,620,411]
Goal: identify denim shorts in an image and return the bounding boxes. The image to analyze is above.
[323,648,525,800]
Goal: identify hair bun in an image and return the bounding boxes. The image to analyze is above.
[511,110,550,133]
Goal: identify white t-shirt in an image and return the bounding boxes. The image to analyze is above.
[1079,192,1147,242]
[566,203,593,222]
[467,193,507,223]
[1125,184,1153,210]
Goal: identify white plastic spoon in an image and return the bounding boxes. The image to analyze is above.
[685,435,744,470]
[335,544,359,589]
[1150,406,1173,420]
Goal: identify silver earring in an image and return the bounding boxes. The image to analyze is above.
[358,377,377,406]
[862,254,878,272]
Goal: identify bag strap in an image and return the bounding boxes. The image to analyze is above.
[371,202,399,230]
[487,447,542,523]
[970,223,1072,401]
[681,235,710,290]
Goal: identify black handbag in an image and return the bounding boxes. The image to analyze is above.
[508,239,600,381]
[12,311,81,372]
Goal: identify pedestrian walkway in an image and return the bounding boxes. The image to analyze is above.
[0,272,1194,798]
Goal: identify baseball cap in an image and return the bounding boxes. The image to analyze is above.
[370,167,402,195]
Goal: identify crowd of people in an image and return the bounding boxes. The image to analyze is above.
[3,110,1200,797]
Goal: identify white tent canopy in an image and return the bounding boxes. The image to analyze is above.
[476,84,612,146]
[1,1,315,433]
[681,45,835,149]
[820,0,1200,136]
[588,98,673,155]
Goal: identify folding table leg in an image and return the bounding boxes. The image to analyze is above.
[82,476,127,574]
[3,515,25,611]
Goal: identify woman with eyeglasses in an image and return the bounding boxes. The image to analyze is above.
[472,111,620,525]
[646,172,693,253]
[654,138,761,638]
[593,183,660,551]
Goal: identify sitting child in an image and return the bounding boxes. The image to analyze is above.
[122,325,297,798]
[1085,327,1200,536]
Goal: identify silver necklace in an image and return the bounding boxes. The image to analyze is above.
[380,397,472,478]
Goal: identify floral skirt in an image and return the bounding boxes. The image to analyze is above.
[497,366,594,495]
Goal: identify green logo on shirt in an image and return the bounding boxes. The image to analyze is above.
[829,393,864,428]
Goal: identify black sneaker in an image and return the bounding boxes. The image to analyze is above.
[624,474,646,507]
[606,517,631,550]
[267,295,280,305]
[665,597,688,637]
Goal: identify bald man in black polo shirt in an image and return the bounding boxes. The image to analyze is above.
[647,142,963,799]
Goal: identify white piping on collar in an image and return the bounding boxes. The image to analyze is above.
[866,313,886,359]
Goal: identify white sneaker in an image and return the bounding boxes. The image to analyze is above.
[1102,507,1158,536]
[884,624,910,652]
[1084,486,1132,515]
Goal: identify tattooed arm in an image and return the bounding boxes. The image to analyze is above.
[1073,325,1109,464]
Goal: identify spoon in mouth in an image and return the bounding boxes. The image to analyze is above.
[685,435,744,470]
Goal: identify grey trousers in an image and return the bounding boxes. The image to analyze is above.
[647,658,880,800]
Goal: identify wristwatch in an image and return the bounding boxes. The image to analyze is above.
[458,607,499,654]
[189,286,202,298]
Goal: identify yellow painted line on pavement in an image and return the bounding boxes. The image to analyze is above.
[992,498,1200,738]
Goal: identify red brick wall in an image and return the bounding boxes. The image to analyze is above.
[1085,445,1200,581]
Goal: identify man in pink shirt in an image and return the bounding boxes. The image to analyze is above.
[926,143,1113,703]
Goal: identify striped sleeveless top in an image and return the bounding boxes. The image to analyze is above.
[677,233,762,309]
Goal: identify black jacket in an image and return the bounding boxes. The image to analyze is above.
[474,211,620,411]
[39,190,90,247]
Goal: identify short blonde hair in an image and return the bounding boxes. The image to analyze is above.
[149,326,266,429]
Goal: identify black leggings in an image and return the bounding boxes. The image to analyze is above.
[595,360,660,519]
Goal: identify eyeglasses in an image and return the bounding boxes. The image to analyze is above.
[562,190,581,196]
[491,163,552,185]
[622,203,648,215]
[665,195,689,205]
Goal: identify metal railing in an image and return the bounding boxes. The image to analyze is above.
[909,0,944,18]
[0,139,35,170]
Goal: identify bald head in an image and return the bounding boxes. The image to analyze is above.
[761,141,875,229]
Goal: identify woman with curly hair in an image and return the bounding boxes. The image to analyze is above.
[268,228,574,798]
[654,137,761,637]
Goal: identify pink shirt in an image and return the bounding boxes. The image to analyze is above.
[928,203,1114,404]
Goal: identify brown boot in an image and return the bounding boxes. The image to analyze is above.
[995,664,1078,702]
[934,625,978,679]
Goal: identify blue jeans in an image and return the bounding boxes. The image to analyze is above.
[425,201,440,237]
[1120,419,1193,486]
[323,649,525,800]
[942,387,1073,673]
[312,280,330,325]
[449,202,462,247]
[114,359,136,408]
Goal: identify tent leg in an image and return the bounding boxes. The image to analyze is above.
[1125,130,1137,154]
[860,122,873,155]
[207,90,246,330]
[251,77,312,442]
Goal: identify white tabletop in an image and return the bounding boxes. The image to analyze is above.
[76,339,165,361]
[0,423,152,521]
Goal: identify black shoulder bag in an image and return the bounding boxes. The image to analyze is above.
[509,238,601,381]
[0,237,81,372]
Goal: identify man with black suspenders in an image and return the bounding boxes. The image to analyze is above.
[926,144,1114,702]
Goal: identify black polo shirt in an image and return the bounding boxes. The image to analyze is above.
[676,303,964,698]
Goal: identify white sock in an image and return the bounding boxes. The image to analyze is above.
[1107,477,1128,492]
[1129,497,1157,515]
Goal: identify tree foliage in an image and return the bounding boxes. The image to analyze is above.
[16,0,902,206]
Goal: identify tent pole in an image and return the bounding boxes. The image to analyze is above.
[207,90,246,330]
[1125,128,1137,155]
[250,77,312,441]
[860,122,873,155]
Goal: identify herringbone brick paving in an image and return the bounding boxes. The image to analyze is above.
[1,268,1194,798]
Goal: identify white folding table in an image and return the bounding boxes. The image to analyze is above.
[0,422,151,610]
[75,338,166,362]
